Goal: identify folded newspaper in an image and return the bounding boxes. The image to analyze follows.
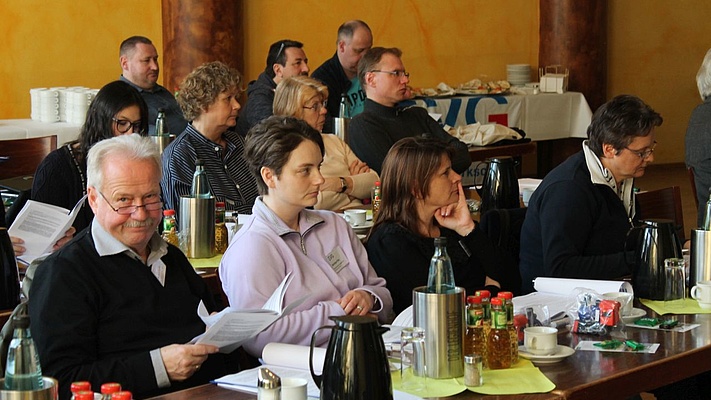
[191,272,308,353]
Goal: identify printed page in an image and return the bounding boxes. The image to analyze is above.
[9,195,87,263]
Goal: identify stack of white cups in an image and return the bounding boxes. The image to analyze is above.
[38,88,60,123]
[29,88,47,121]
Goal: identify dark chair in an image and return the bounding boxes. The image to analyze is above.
[479,207,527,295]
[0,136,57,180]
[635,186,686,242]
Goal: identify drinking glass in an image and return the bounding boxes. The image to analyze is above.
[665,258,686,309]
[400,327,426,392]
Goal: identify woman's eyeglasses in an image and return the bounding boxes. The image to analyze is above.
[303,101,327,112]
[624,141,657,160]
[112,118,143,134]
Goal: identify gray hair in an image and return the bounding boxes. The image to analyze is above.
[697,48,711,100]
[87,134,161,191]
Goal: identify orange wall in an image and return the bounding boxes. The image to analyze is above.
[2,0,710,164]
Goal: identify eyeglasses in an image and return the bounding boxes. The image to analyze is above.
[624,141,657,160]
[369,69,410,79]
[303,101,327,112]
[99,191,163,215]
[112,118,144,134]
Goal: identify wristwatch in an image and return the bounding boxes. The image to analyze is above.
[338,177,348,193]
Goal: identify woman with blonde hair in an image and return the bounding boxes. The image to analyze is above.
[272,76,378,210]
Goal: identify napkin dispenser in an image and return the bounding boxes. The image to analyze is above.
[539,65,568,94]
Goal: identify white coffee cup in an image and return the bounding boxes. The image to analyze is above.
[344,209,367,227]
[524,326,558,355]
[281,377,308,400]
[602,292,634,316]
[691,280,711,308]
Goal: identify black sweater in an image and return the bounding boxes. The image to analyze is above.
[28,229,230,399]
[348,99,472,175]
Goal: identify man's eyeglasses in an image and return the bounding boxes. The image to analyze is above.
[99,191,163,215]
[112,118,144,134]
[369,70,410,79]
[303,101,327,112]
[625,141,657,160]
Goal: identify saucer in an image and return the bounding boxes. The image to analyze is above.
[518,345,575,364]
[621,307,646,323]
[350,221,374,233]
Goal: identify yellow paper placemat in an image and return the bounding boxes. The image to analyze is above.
[468,358,556,395]
[391,370,466,398]
[392,359,555,397]
[640,298,711,315]
[188,254,223,269]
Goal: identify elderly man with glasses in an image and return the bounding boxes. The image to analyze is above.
[519,95,663,294]
[236,39,309,136]
[347,47,471,175]
[29,134,233,399]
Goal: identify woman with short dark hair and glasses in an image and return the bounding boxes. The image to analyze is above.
[30,80,148,239]
[519,95,663,294]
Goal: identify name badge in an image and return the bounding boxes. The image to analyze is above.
[326,246,348,273]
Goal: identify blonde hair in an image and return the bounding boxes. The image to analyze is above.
[697,48,711,100]
[273,76,329,120]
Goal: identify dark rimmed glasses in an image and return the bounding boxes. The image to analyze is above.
[625,141,657,160]
[112,117,144,134]
[369,69,410,79]
[99,191,163,215]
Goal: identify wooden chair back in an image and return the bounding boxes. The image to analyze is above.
[0,136,57,180]
[635,186,686,242]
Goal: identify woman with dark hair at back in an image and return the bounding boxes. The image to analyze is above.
[31,80,149,235]
[366,137,517,314]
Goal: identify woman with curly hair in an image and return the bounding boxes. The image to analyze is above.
[161,61,259,218]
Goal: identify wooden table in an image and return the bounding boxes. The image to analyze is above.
[147,307,711,400]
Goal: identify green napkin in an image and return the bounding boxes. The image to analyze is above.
[188,254,223,269]
[640,298,711,315]
[467,359,555,395]
[392,359,555,397]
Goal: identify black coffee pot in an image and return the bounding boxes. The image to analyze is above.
[477,156,520,214]
[309,315,392,400]
[628,219,682,300]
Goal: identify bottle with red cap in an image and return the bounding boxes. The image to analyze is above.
[464,295,487,368]
[487,297,511,369]
[214,201,228,254]
[70,381,92,400]
[100,382,121,400]
[111,391,133,400]
[475,289,492,343]
[161,210,179,247]
[74,391,95,400]
[497,291,518,364]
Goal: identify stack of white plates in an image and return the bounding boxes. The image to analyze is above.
[507,64,532,86]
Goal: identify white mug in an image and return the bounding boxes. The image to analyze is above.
[344,209,366,227]
[602,292,634,316]
[524,326,558,355]
[281,377,308,400]
[691,281,711,308]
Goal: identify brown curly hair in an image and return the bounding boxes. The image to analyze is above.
[176,61,242,121]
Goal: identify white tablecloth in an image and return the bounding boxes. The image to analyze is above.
[403,91,592,141]
[0,119,81,145]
